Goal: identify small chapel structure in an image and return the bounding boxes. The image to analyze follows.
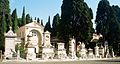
[4,21,54,60]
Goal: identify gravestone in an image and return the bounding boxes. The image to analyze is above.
[88,48,94,58]
[80,43,87,59]
[68,37,77,59]
[42,31,54,59]
[26,32,36,60]
[57,43,67,59]
[94,45,99,58]
[4,27,17,59]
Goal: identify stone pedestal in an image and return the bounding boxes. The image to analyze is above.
[57,43,67,59]
[42,46,54,59]
[88,48,94,58]
[26,33,36,60]
[95,45,99,58]
[26,47,36,60]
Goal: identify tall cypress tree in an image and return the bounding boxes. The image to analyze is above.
[0,0,10,52]
[95,0,110,41]
[12,8,18,32]
[41,19,44,26]
[52,13,60,37]
[95,0,120,55]
[0,0,10,16]
[21,6,26,26]
[44,16,52,32]
[0,14,7,51]
[26,14,30,24]
[37,18,40,24]
[59,0,93,43]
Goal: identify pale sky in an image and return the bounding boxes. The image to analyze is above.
[10,0,120,28]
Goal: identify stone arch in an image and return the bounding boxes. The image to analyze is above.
[30,29,42,47]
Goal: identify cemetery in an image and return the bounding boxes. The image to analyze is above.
[2,21,116,62]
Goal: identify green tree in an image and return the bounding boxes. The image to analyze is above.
[95,0,110,41]
[0,0,10,52]
[6,14,12,32]
[0,0,10,16]
[21,6,26,26]
[37,18,40,24]
[95,0,120,55]
[52,13,60,37]
[26,14,30,24]
[12,8,18,32]
[59,0,93,43]
[44,16,52,32]
[0,0,11,32]
[17,18,22,27]
[112,6,120,24]
[41,19,44,26]
[0,14,7,51]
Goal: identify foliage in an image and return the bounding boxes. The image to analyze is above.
[0,0,10,52]
[21,6,26,26]
[41,19,44,26]
[52,13,60,37]
[95,0,110,40]
[37,18,40,24]
[26,14,30,24]
[0,0,10,16]
[44,16,52,32]
[59,0,94,44]
[12,8,18,32]
[95,0,120,55]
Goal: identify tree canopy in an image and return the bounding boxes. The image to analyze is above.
[12,8,18,32]
[44,16,52,32]
[95,0,120,55]
[59,0,94,43]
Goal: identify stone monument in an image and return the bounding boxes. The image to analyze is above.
[42,31,54,59]
[80,43,87,59]
[4,27,17,59]
[88,48,94,58]
[57,43,67,59]
[94,45,100,58]
[99,45,104,58]
[26,33,36,60]
[68,37,77,59]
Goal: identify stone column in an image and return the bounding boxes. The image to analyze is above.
[68,38,77,59]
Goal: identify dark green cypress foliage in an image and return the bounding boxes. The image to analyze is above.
[26,14,30,24]
[44,16,52,32]
[21,6,26,26]
[59,0,94,43]
[12,8,18,32]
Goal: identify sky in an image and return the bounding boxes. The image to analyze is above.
[10,0,120,28]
